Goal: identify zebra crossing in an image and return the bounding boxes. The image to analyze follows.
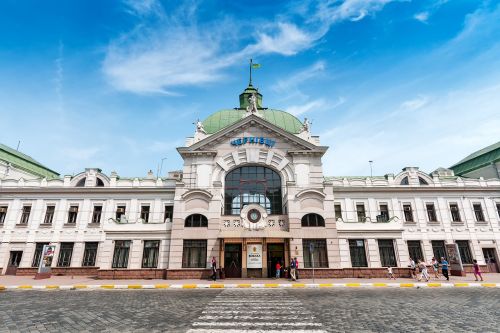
[187,289,326,333]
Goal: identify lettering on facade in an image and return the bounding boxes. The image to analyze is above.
[230,137,276,148]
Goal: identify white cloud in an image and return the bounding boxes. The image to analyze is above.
[414,11,429,23]
[103,0,402,94]
[273,61,326,93]
[400,95,430,111]
[123,0,163,17]
[286,99,327,116]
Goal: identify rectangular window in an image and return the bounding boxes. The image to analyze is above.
[407,240,424,262]
[57,242,74,267]
[164,205,174,222]
[116,205,126,220]
[302,239,328,268]
[403,204,414,222]
[426,203,437,222]
[67,206,78,224]
[182,240,207,268]
[44,205,55,224]
[0,206,7,224]
[356,204,366,222]
[142,240,160,268]
[449,203,461,222]
[378,239,397,267]
[349,239,368,267]
[473,203,485,222]
[431,240,447,261]
[82,242,98,267]
[377,204,389,222]
[112,240,131,268]
[140,205,150,223]
[456,240,473,264]
[20,205,31,224]
[32,242,49,267]
[91,205,102,224]
[334,204,342,220]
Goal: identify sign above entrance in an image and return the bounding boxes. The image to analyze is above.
[230,137,275,148]
[247,244,263,268]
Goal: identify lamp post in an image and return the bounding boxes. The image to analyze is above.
[157,157,167,179]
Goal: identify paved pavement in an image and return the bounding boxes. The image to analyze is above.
[1,273,499,290]
[1,288,499,332]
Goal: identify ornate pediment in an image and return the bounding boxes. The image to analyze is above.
[178,114,327,156]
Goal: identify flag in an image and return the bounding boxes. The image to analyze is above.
[252,63,261,69]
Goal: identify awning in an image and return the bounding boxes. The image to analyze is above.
[217,229,292,239]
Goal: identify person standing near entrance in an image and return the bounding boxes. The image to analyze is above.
[211,257,217,281]
[441,257,449,281]
[473,259,484,281]
[431,257,440,279]
[275,261,281,279]
[290,257,297,281]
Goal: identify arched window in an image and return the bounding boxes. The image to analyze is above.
[185,214,208,227]
[96,178,105,187]
[75,178,86,187]
[224,166,282,215]
[301,213,325,227]
[400,177,409,185]
[418,177,429,185]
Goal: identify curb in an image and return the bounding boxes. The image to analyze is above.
[0,282,498,291]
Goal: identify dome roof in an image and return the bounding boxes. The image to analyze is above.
[202,109,303,134]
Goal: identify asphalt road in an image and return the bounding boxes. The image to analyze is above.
[0,288,499,332]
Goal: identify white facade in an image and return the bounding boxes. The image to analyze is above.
[1,87,500,278]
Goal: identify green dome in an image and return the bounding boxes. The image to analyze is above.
[202,109,303,134]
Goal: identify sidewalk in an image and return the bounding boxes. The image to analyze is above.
[1,273,500,290]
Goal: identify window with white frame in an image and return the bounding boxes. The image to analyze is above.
[0,206,7,224]
[140,205,150,223]
[91,205,102,224]
[356,204,366,222]
[426,203,437,222]
[449,203,461,222]
[67,205,78,224]
[473,203,485,222]
[403,204,414,222]
[19,205,31,224]
[334,204,342,220]
[116,205,126,220]
[43,205,55,224]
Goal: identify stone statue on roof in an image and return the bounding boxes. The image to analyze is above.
[194,119,206,134]
[300,117,311,133]
[247,93,258,114]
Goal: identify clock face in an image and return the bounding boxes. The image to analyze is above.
[247,209,261,223]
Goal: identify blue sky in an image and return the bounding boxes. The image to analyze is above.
[1,0,499,177]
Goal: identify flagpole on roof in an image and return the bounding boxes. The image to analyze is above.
[249,58,253,86]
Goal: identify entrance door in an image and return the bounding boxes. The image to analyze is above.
[6,251,23,275]
[267,243,285,278]
[482,248,500,273]
[224,244,242,278]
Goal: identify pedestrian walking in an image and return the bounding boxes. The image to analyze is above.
[473,259,484,281]
[387,266,396,280]
[294,257,299,281]
[409,258,417,279]
[290,257,297,281]
[431,257,440,279]
[441,257,449,281]
[418,260,429,282]
[210,256,217,281]
[275,261,281,279]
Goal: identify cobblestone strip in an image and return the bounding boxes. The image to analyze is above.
[186,289,326,333]
[0,282,499,291]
